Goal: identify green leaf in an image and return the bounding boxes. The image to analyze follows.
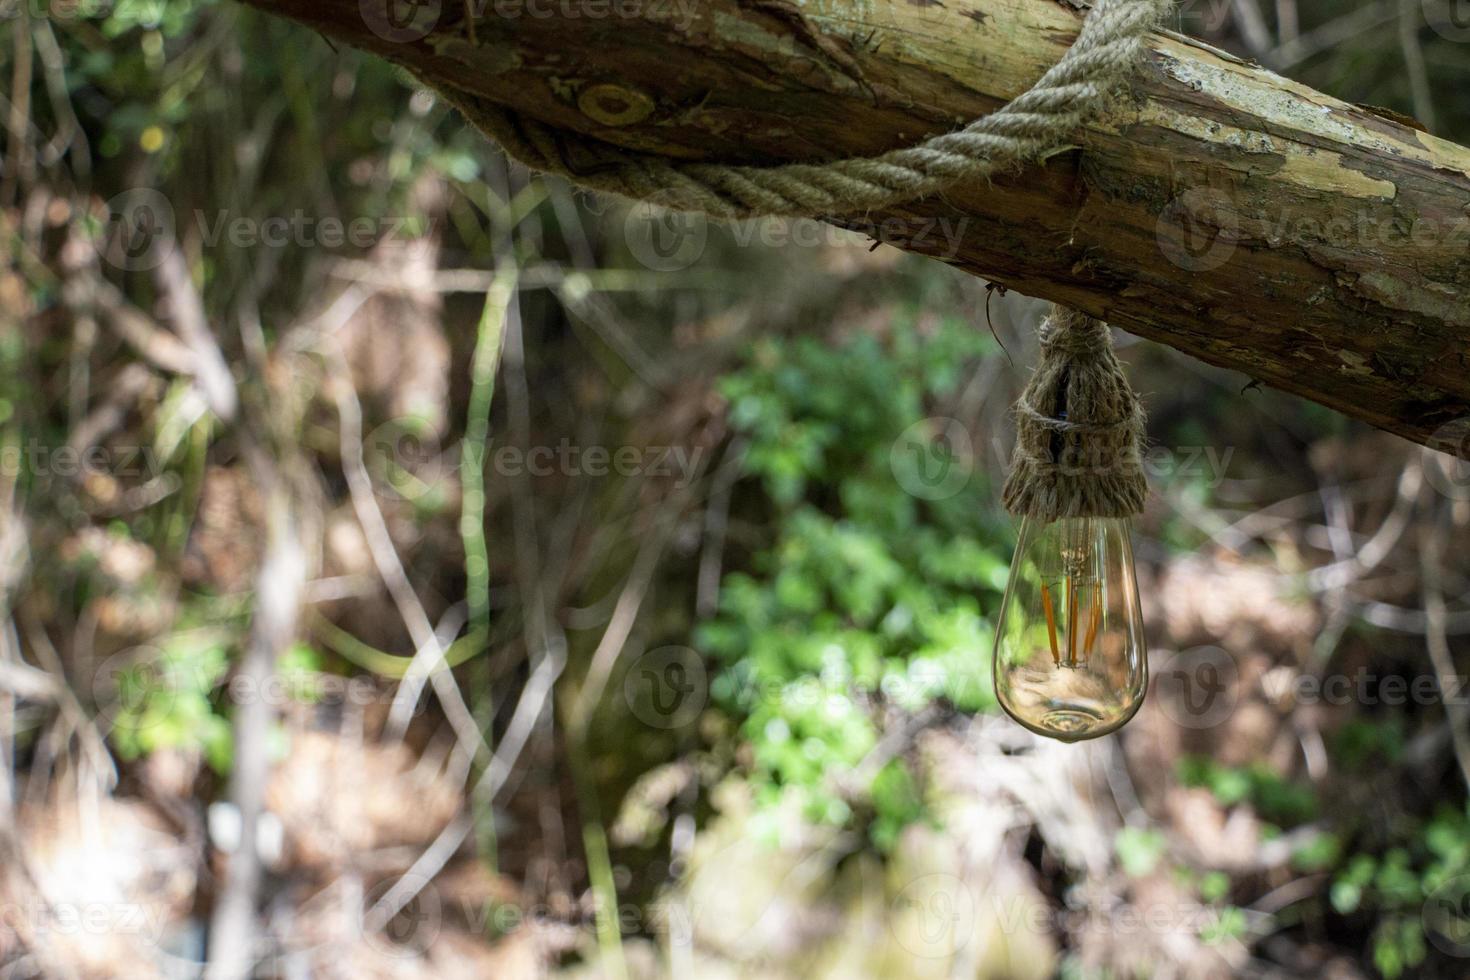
[1115,827,1167,878]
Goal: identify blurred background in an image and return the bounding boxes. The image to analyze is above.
[2,0,1469,977]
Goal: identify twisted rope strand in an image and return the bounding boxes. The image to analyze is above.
[445,0,1174,219]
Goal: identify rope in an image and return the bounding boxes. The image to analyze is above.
[1001,308,1147,521]
[441,0,1174,219]
[437,0,1167,518]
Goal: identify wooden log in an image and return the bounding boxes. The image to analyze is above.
[242,0,1470,451]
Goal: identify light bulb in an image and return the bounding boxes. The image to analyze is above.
[991,515,1147,741]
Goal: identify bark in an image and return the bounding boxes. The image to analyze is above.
[242,0,1470,451]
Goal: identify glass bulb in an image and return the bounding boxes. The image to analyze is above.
[991,516,1147,741]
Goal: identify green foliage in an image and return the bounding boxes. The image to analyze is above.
[1173,757,1469,976]
[868,762,925,853]
[1331,717,1407,770]
[110,633,233,774]
[1200,905,1248,945]
[1198,870,1231,903]
[1291,830,1343,873]
[1114,826,1167,878]
[277,643,326,702]
[1177,756,1318,826]
[1056,957,1115,980]
[1324,804,1470,979]
[699,311,1004,846]
[108,637,329,775]
[1371,917,1427,980]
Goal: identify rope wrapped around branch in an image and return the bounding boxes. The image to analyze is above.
[436,0,1175,219]
[435,0,1167,518]
[1001,308,1147,521]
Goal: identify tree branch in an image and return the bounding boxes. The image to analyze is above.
[242,0,1470,451]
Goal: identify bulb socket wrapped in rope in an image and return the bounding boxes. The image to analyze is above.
[1001,307,1147,521]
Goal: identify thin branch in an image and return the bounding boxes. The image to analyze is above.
[697,438,746,618]
[1269,1,1397,68]
[155,248,239,422]
[1307,461,1422,593]
[1420,512,1470,794]
[19,614,116,797]
[1397,0,1438,134]
[328,357,487,761]
[1274,0,1298,42]
[1230,0,1276,60]
[204,463,306,980]
[89,277,197,375]
[1,4,34,207]
[569,498,688,733]
[460,264,520,871]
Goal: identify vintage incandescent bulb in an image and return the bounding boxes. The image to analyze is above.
[991,515,1147,741]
